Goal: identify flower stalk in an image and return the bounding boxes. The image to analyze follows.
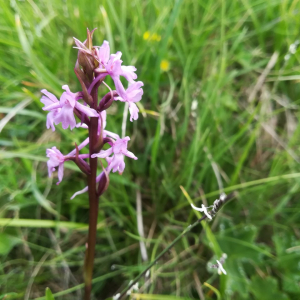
[84,116,99,299]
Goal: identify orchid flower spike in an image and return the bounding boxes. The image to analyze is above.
[40,32,143,201]
[191,203,212,220]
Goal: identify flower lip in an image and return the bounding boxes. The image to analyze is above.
[91,136,138,174]
[40,89,61,131]
[114,81,144,122]
[97,40,110,65]
[46,147,65,184]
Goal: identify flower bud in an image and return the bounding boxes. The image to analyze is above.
[75,28,99,83]
[74,68,93,106]
[69,143,91,175]
[98,91,118,111]
[97,163,109,196]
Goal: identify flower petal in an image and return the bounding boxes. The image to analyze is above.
[76,122,88,129]
[43,102,62,111]
[103,130,120,140]
[73,37,88,50]
[70,186,89,200]
[113,77,126,98]
[70,172,104,199]
[54,105,76,130]
[128,102,139,122]
[46,110,59,131]
[68,137,90,156]
[125,150,138,160]
[121,65,137,83]
[75,102,99,117]
[118,160,125,174]
[91,148,113,158]
[98,40,110,64]
[57,163,64,185]
[127,81,144,93]
[41,89,59,105]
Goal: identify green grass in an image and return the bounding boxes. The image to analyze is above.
[1,0,300,299]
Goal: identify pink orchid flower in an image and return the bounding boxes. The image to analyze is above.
[92,137,137,174]
[42,85,99,130]
[114,81,144,121]
[46,147,65,185]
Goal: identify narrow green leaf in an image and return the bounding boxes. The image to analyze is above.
[45,288,55,300]
[0,218,105,231]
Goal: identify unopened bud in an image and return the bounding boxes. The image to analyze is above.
[74,156,91,175]
[74,68,93,106]
[75,28,99,82]
[99,91,118,111]
[71,143,91,175]
[97,170,109,196]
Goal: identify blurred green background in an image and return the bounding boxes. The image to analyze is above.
[1,0,300,299]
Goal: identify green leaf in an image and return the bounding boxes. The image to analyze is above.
[217,224,273,261]
[249,276,289,300]
[0,232,21,256]
[282,273,300,294]
[216,224,273,298]
[0,218,106,231]
[31,182,59,216]
[45,287,55,300]
[224,259,249,299]
[272,232,300,293]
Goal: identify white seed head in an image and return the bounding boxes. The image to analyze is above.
[191,100,198,110]
[126,281,139,295]
[191,203,212,219]
[220,193,227,201]
[289,44,297,54]
[113,293,120,300]
[216,260,227,275]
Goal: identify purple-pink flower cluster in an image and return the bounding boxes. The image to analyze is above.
[41,30,142,199]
